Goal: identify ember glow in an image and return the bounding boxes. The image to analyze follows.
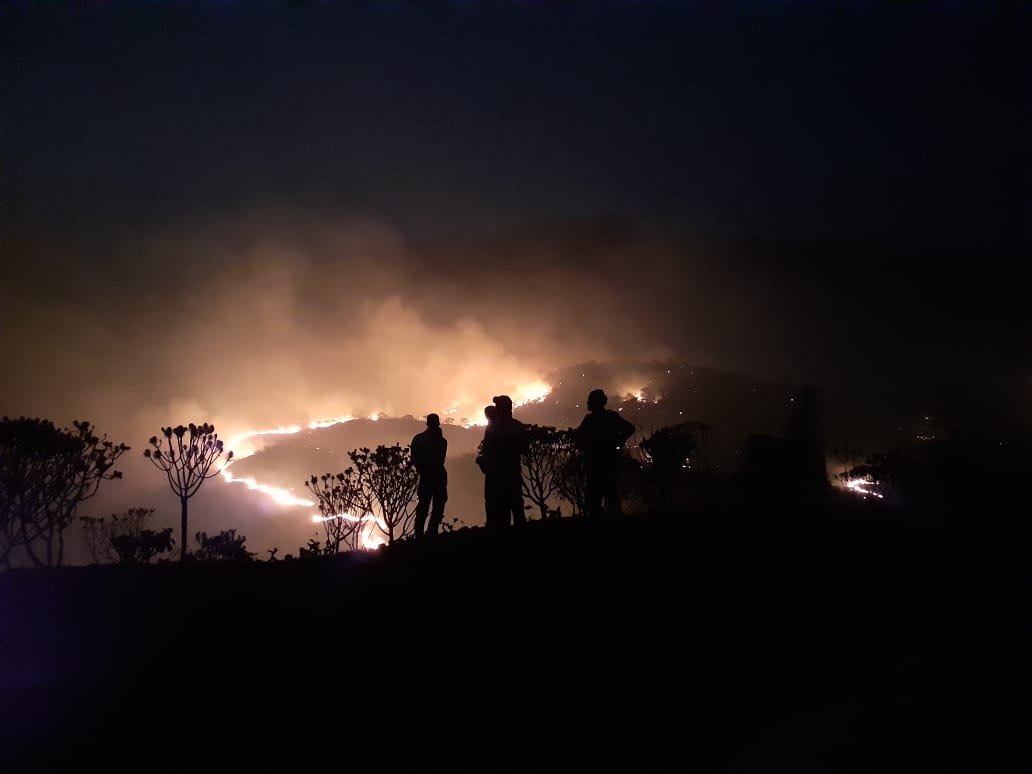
[844,476,884,500]
[311,512,388,551]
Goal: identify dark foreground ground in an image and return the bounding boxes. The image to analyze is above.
[2,503,1031,772]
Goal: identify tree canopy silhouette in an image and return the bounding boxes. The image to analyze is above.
[521,424,569,520]
[348,444,418,545]
[144,423,232,561]
[194,528,255,561]
[639,422,709,509]
[305,469,366,554]
[555,432,589,516]
[0,416,128,567]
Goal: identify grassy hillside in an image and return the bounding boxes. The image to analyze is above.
[2,505,1030,772]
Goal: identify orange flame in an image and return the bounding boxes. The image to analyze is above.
[311,512,389,550]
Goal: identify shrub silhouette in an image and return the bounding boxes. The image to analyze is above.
[81,507,174,565]
[638,422,710,509]
[112,527,175,565]
[194,529,255,561]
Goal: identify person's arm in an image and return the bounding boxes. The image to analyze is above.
[574,416,589,449]
[479,429,495,458]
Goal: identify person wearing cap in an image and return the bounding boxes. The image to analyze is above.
[575,389,635,517]
[481,394,528,527]
[475,404,506,529]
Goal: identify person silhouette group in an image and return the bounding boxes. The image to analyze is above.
[419,388,634,535]
[476,395,529,529]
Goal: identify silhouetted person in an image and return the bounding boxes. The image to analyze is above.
[476,404,506,529]
[411,413,448,537]
[482,394,528,527]
[575,388,635,517]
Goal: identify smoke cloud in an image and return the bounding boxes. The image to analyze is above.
[2,209,1018,557]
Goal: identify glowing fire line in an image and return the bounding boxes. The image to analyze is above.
[844,477,884,500]
[216,382,552,548]
[311,512,389,551]
[220,416,358,508]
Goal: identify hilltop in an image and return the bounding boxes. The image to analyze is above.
[2,502,1030,772]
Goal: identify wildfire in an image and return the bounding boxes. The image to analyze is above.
[216,380,552,548]
[844,477,884,500]
[515,380,551,405]
[220,473,315,507]
[311,512,389,550]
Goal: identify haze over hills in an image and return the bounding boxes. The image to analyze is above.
[35,355,965,564]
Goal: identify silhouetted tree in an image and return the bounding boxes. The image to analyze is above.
[829,444,866,482]
[297,537,328,559]
[81,507,174,565]
[639,422,707,509]
[555,430,589,516]
[349,444,418,545]
[114,528,175,564]
[521,424,567,519]
[305,469,366,553]
[194,529,255,561]
[144,423,233,561]
[0,416,128,567]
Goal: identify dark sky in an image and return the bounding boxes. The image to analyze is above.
[4,1,1028,243]
[1,1,1029,549]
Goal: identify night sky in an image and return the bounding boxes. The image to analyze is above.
[1,0,1029,552]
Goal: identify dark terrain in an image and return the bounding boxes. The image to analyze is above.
[2,502,1030,772]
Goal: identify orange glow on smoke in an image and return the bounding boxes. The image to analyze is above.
[515,380,551,405]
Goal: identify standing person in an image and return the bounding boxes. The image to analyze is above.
[475,404,505,529]
[490,394,528,527]
[575,389,635,517]
[411,413,448,538]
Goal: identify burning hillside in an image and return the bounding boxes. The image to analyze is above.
[218,360,799,530]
